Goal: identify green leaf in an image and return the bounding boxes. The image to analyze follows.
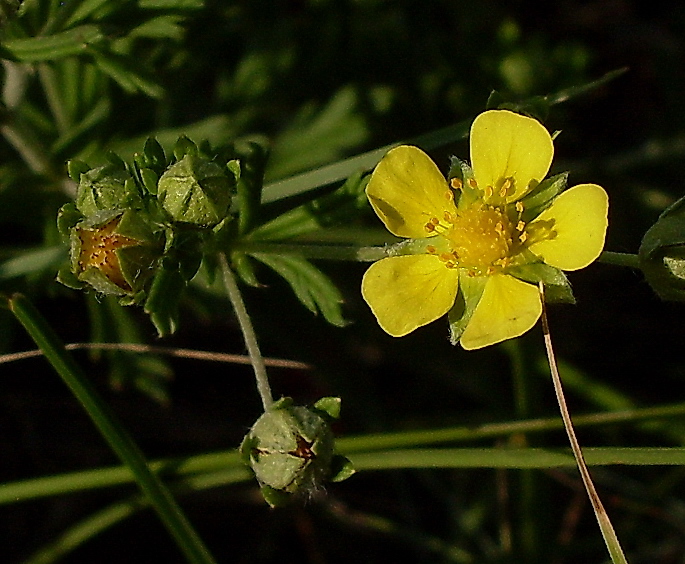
[250,253,347,327]
[139,0,204,8]
[266,86,369,181]
[89,46,164,98]
[0,245,66,279]
[3,25,105,62]
[247,171,366,241]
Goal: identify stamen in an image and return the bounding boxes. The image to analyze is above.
[450,178,462,190]
[484,185,493,199]
[467,178,478,189]
[515,201,524,213]
[516,220,526,232]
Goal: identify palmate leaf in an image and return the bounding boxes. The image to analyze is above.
[249,253,347,327]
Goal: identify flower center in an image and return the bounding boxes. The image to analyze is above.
[425,199,527,276]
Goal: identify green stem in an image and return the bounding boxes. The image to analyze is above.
[599,251,640,268]
[234,240,388,262]
[6,404,685,505]
[219,253,274,411]
[8,294,218,564]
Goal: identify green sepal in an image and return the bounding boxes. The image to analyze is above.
[519,172,568,222]
[313,396,341,420]
[67,159,91,181]
[448,157,480,210]
[139,168,159,195]
[142,137,168,174]
[259,485,292,509]
[236,142,268,236]
[329,455,355,483]
[173,135,198,160]
[57,202,83,240]
[448,273,487,345]
[144,260,185,336]
[639,196,685,301]
[56,263,85,290]
[231,252,262,288]
[250,253,347,327]
[508,258,575,304]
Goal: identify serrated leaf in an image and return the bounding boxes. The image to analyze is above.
[250,253,347,327]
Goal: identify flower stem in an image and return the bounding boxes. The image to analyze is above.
[538,284,629,564]
[219,253,274,411]
[233,241,388,262]
[598,251,640,269]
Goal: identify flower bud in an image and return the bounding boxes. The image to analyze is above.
[240,397,353,507]
[157,154,234,226]
[74,162,142,217]
[68,209,163,301]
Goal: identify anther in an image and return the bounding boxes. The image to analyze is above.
[515,201,524,213]
[516,220,525,232]
[450,178,463,190]
[467,178,478,189]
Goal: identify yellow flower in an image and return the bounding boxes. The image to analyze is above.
[361,110,608,349]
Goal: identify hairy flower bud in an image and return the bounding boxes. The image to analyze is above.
[74,162,142,217]
[240,397,353,507]
[157,155,234,226]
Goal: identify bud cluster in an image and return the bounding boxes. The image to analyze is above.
[57,137,240,332]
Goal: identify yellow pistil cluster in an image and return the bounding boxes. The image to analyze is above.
[423,184,531,276]
[78,216,139,290]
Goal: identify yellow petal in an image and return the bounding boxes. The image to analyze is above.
[528,183,608,271]
[361,254,459,337]
[470,110,554,201]
[366,145,453,239]
[460,274,541,350]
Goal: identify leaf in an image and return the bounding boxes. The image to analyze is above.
[3,25,104,62]
[0,245,67,279]
[89,46,164,98]
[250,253,347,327]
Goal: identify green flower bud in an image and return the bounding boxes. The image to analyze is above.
[157,154,234,227]
[639,196,685,301]
[74,163,142,217]
[240,397,353,507]
[68,209,163,301]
